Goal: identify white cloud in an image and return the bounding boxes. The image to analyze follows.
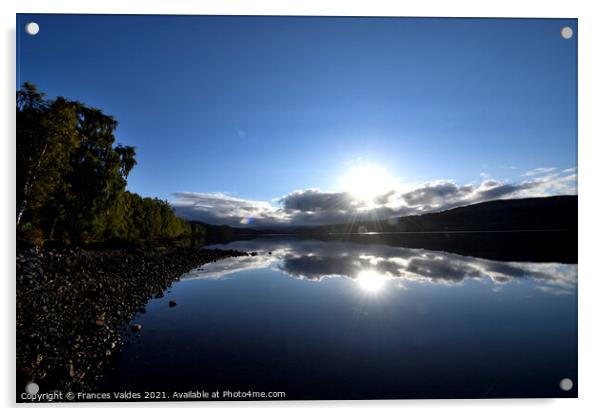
[171,169,577,227]
[522,167,556,177]
[171,192,289,227]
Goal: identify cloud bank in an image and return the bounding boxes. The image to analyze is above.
[171,167,577,227]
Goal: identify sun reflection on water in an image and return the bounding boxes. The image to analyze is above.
[356,269,389,293]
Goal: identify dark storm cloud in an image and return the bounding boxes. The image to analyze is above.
[170,168,577,227]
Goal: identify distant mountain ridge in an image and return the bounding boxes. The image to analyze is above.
[306,195,577,234]
[194,195,577,239]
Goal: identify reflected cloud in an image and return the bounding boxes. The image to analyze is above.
[183,239,576,295]
[181,251,278,280]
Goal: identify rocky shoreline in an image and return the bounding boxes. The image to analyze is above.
[16,246,247,396]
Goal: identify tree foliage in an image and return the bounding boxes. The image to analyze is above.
[16,83,193,245]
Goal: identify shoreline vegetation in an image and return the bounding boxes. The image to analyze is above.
[15,83,247,396]
[17,83,201,247]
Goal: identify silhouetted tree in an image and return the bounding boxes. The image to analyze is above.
[16,84,79,226]
[16,82,193,245]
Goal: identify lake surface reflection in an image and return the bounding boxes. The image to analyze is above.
[101,238,577,399]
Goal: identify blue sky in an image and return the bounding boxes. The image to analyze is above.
[17,15,577,226]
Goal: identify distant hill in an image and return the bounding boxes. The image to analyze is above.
[189,222,266,244]
[191,196,577,262]
[304,195,577,234]
[195,195,577,238]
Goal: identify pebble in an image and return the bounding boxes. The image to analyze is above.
[16,246,247,395]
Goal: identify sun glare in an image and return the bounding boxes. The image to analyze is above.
[342,164,396,201]
[356,270,389,293]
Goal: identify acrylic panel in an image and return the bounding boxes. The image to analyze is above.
[16,14,577,402]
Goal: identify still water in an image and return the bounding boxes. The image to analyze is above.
[101,238,577,399]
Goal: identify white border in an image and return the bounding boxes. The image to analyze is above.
[3,1,602,415]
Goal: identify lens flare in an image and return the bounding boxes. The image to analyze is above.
[240,216,253,225]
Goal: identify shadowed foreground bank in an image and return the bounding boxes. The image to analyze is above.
[16,246,247,399]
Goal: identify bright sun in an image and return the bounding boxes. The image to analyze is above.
[342,164,396,201]
[356,270,388,293]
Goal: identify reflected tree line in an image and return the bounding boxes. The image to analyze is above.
[16,83,203,246]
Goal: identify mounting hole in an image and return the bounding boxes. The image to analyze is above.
[25,22,39,36]
[560,26,573,40]
[559,378,574,391]
[25,382,39,395]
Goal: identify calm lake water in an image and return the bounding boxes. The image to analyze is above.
[100,237,577,399]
